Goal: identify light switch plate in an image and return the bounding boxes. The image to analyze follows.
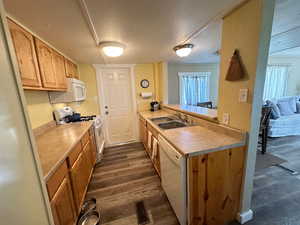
[223,113,230,125]
[239,88,248,102]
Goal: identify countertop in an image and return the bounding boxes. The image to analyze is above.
[163,104,218,121]
[35,121,93,180]
[140,110,246,157]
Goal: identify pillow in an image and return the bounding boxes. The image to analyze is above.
[296,102,300,113]
[277,97,297,112]
[266,100,280,119]
[277,101,295,116]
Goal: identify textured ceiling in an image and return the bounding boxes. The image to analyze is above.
[4,0,299,64]
[3,0,239,64]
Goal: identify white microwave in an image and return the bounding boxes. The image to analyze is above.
[49,78,86,103]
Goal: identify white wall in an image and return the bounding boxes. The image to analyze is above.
[167,63,220,106]
[268,56,300,96]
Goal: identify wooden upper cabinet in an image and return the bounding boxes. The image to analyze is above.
[7,19,42,88]
[53,51,67,89]
[65,59,78,79]
[50,177,76,225]
[35,38,57,88]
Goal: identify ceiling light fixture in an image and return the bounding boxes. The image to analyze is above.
[99,41,125,57]
[173,44,194,57]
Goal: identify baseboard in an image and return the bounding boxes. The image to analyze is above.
[236,209,253,224]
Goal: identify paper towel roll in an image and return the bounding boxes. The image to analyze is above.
[141,92,152,99]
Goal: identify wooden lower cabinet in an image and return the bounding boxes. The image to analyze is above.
[50,177,76,225]
[83,141,93,176]
[188,147,245,225]
[139,118,147,149]
[47,129,97,225]
[89,128,97,164]
[139,116,160,176]
[70,152,90,213]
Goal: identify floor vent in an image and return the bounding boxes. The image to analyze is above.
[135,201,150,225]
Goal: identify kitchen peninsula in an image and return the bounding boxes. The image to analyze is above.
[139,104,247,225]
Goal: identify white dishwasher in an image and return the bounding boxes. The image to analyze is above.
[158,135,187,225]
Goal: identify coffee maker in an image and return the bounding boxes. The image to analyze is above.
[150,101,160,111]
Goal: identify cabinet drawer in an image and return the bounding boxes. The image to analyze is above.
[68,142,82,167]
[81,132,90,148]
[47,160,68,200]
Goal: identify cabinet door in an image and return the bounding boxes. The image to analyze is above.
[35,38,57,88]
[50,177,76,225]
[65,59,73,78]
[139,119,148,149]
[53,51,67,89]
[72,63,79,79]
[89,131,97,165]
[83,141,94,174]
[154,144,161,176]
[65,59,78,79]
[70,152,89,212]
[7,19,42,88]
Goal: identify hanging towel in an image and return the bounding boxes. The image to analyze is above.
[147,131,152,150]
[152,137,158,160]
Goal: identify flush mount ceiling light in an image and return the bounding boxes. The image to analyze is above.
[99,41,125,57]
[173,44,194,57]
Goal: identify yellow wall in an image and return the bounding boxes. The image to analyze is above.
[24,64,99,129]
[69,64,100,115]
[24,91,65,129]
[135,63,161,111]
[24,63,161,128]
[218,0,263,131]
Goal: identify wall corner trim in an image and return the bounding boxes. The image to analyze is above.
[236,209,253,224]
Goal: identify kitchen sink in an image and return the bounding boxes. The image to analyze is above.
[150,116,174,123]
[158,121,187,130]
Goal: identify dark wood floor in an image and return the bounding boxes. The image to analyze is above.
[231,135,300,225]
[85,142,179,225]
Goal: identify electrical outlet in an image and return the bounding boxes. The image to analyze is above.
[223,113,230,125]
[239,88,248,102]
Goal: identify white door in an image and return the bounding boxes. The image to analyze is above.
[99,68,136,146]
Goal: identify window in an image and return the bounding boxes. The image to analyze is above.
[179,72,210,106]
[263,64,290,100]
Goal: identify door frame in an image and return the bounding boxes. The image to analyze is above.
[93,64,138,147]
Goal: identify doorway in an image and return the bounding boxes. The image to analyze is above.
[95,65,138,146]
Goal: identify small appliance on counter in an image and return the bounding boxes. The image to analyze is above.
[53,107,96,124]
[53,106,75,124]
[150,101,160,111]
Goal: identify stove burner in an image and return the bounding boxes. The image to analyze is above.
[79,115,96,121]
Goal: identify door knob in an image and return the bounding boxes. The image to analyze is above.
[105,111,109,115]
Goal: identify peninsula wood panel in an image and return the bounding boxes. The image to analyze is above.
[50,177,76,225]
[7,19,42,88]
[188,147,245,225]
